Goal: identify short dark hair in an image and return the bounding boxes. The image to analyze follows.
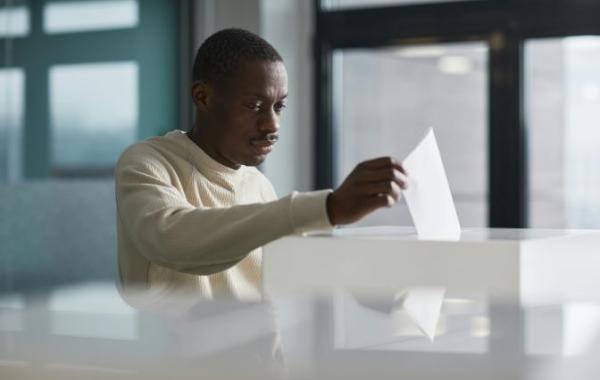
[192,28,283,85]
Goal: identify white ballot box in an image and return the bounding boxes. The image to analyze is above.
[263,227,600,303]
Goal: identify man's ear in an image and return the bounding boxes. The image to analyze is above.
[191,81,212,111]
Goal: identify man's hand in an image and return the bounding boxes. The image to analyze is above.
[327,157,408,225]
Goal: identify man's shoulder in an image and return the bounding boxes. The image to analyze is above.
[117,134,182,169]
[115,137,189,187]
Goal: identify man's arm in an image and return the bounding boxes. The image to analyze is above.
[116,153,406,276]
[116,158,331,276]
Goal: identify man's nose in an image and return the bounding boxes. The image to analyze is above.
[258,109,279,134]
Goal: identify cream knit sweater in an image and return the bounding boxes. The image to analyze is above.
[115,130,332,302]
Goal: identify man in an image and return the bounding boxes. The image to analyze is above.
[115,28,407,301]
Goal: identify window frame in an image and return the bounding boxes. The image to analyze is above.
[313,0,600,227]
[0,0,181,178]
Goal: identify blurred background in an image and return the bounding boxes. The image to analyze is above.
[1,0,600,291]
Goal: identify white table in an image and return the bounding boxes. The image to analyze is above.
[3,282,600,379]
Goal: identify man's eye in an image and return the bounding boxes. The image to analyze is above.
[274,103,287,114]
[246,103,262,112]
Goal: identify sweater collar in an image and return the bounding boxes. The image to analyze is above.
[166,129,245,178]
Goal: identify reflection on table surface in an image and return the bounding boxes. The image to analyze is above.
[2,282,600,379]
[318,226,589,241]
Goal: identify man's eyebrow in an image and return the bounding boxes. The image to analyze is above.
[244,93,288,100]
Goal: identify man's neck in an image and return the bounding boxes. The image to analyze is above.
[187,126,240,170]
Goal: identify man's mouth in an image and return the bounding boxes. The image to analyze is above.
[250,134,278,155]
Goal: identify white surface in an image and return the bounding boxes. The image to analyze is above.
[402,128,461,239]
[261,0,315,194]
[263,227,600,303]
[4,283,600,379]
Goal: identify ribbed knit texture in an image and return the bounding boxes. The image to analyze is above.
[115,130,332,304]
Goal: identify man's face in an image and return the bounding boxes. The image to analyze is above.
[201,60,288,168]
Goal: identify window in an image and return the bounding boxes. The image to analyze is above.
[527,37,600,228]
[0,0,178,179]
[49,62,138,170]
[0,4,29,37]
[335,43,488,227]
[315,0,600,228]
[0,69,24,181]
[44,0,138,34]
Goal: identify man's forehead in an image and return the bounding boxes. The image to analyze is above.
[229,60,288,97]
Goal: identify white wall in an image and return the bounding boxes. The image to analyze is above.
[259,0,315,194]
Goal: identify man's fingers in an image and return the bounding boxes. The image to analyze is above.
[359,180,402,200]
[393,162,407,175]
[354,168,408,189]
[355,156,406,174]
[331,156,410,225]
[366,193,396,209]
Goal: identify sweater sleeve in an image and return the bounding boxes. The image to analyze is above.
[115,152,333,276]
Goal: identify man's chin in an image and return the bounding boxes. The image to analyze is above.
[243,154,267,167]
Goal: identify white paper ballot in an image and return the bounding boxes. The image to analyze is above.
[397,287,446,341]
[402,128,461,239]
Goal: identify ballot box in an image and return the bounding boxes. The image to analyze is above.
[262,227,600,303]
